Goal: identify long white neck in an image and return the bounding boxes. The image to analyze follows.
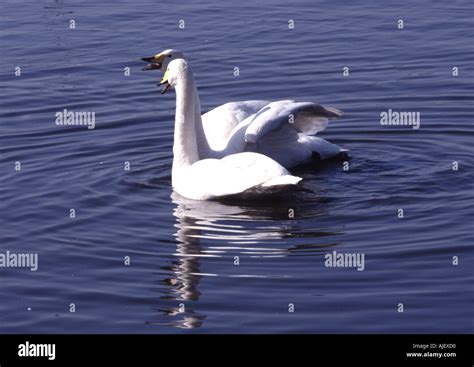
[172,67,200,177]
[193,89,212,158]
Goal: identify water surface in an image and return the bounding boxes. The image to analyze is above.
[0,0,473,333]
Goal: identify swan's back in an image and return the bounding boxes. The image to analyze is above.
[173,152,301,200]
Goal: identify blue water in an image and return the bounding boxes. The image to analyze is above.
[1,0,473,333]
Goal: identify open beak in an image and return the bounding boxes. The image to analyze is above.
[141,53,167,71]
[159,69,172,94]
[142,52,170,92]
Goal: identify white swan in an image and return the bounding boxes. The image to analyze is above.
[159,58,302,200]
[142,49,348,168]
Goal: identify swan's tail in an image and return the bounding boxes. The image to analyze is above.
[246,174,302,196]
[221,174,302,200]
[302,136,349,160]
[261,175,302,187]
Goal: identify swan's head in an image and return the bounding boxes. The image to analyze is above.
[159,58,191,95]
[141,49,185,71]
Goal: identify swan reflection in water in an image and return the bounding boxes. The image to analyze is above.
[149,190,341,329]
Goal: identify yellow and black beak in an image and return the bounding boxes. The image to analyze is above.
[141,52,168,71]
[159,69,171,94]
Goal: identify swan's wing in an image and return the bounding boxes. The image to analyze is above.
[218,153,302,197]
[244,123,348,168]
[244,101,343,143]
[201,100,269,148]
[176,153,300,200]
[247,124,311,168]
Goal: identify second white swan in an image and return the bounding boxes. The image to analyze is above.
[142,49,348,168]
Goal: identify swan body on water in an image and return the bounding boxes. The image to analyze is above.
[157,58,301,200]
[142,49,348,168]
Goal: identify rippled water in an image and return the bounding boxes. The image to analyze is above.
[1,0,473,333]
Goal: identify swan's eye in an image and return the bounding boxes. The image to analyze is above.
[168,55,172,58]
